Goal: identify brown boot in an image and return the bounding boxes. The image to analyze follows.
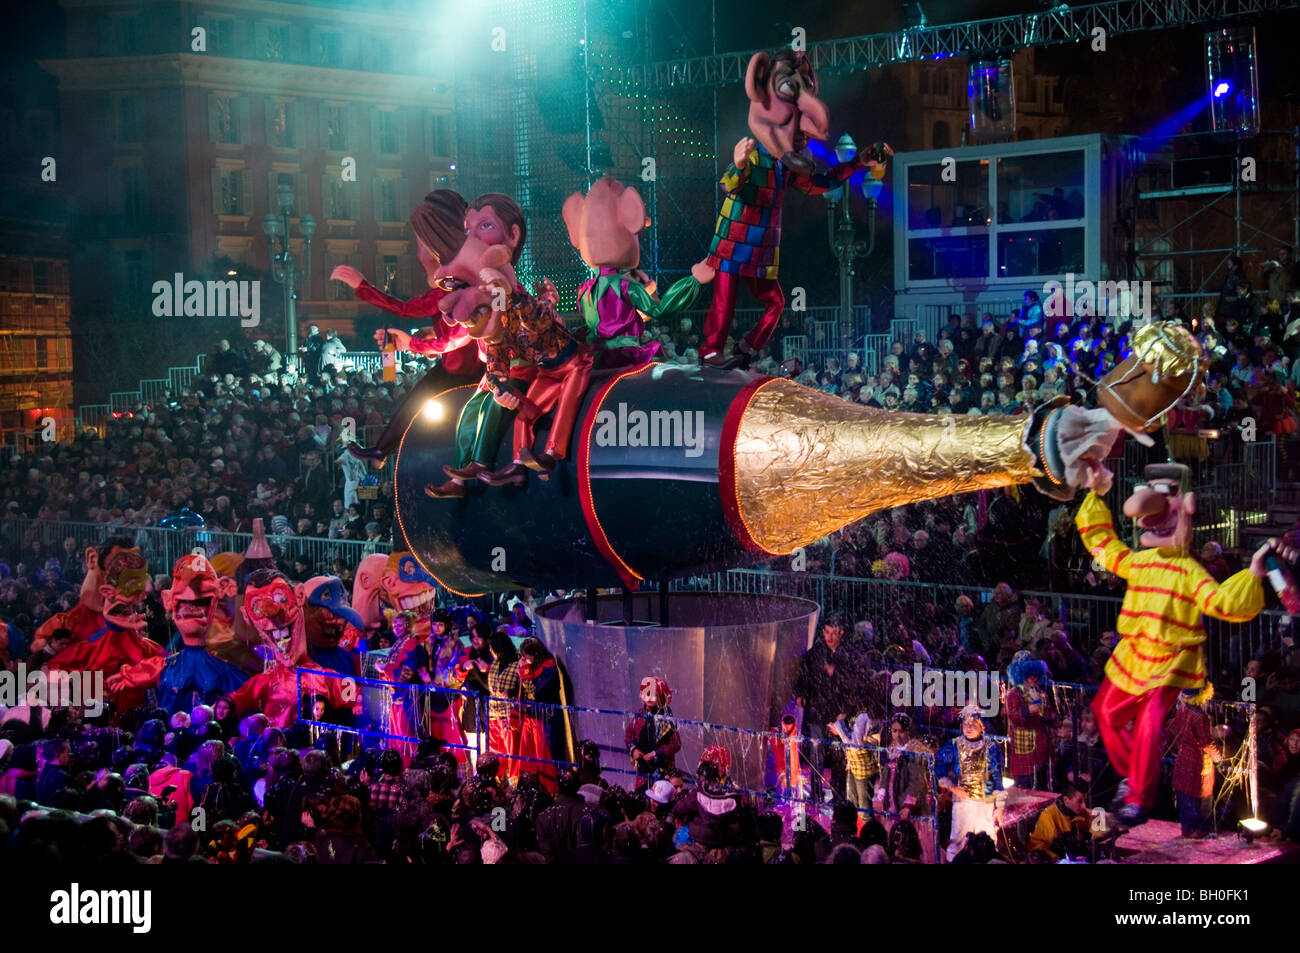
[518,447,557,475]
[424,479,465,499]
[443,461,489,480]
[479,462,528,487]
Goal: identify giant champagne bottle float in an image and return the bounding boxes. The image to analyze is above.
[392,322,1202,595]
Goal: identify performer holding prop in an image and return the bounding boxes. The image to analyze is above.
[1076,324,1298,825]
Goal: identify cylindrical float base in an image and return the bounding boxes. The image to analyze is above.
[535,592,820,793]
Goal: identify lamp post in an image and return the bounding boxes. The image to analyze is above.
[262,183,315,371]
[825,134,882,348]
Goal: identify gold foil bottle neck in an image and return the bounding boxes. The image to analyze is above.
[732,380,1036,554]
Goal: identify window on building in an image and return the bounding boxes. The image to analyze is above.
[214,168,246,215]
[33,262,49,294]
[429,113,452,157]
[381,255,399,294]
[375,176,401,222]
[258,21,290,62]
[368,35,394,71]
[932,120,951,150]
[268,100,296,149]
[205,16,236,56]
[315,29,343,67]
[121,166,145,221]
[116,96,140,144]
[105,14,140,55]
[377,111,398,155]
[35,338,48,369]
[210,94,243,144]
[324,176,353,220]
[322,105,349,151]
[124,251,145,294]
[325,252,360,299]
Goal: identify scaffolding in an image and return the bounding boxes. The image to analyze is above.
[1131,128,1300,312]
[624,0,1300,90]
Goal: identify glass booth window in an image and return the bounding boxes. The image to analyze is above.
[996,151,1085,223]
[909,235,991,281]
[997,228,1085,278]
[907,159,990,230]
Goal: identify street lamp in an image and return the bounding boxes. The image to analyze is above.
[262,183,315,369]
[825,134,878,347]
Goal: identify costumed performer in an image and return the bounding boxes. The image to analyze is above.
[1076,460,1294,824]
[934,703,1006,862]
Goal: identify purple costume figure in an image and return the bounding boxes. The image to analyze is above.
[563,177,712,370]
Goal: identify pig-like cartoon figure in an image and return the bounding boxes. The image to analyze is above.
[562,177,714,370]
[701,47,890,369]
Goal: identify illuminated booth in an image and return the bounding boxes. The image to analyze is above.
[892,133,1135,324]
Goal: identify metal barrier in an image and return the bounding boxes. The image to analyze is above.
[672,568,1289,686]
[0,516,390,575]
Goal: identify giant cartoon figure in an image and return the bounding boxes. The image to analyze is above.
[47,547,166,711]
[228,568,355,728]
[699,48,890,369]
[563,177,714,369]
[434,231,593,486]
[352,551,439,641]
[299,575,366,680]
[1078,459,1295,825]
[31,535,137,653]
[156,554,249,714]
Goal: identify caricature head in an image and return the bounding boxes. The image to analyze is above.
[562,177,646,272]
[409,189,468,282]
[1123,463,1194,550]
[81,535,136,614]
[162,553,231,646]
[301,575,363,650]
[466,193,526,263]
[99,548,151,632]
[241,568,301,660]
[744,48,829,175]
[435,236,516,340]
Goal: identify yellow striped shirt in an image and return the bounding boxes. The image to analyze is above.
[1075,492,1263,694]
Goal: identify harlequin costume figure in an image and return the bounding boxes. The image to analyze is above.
[625,676,681,788]
[700,47,890,369]
[1005,649,1055,791]
[156,554,248,714]
[935,705,1006,861]
[563,177,711,369]
[1076,461,1293,825]
[47,547,166,712]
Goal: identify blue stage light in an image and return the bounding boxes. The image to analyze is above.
[1214,81,1231,98]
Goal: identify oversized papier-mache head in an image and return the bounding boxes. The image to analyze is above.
[562,177,646,273]
[1123,462,1196,551]
[1096,322,1207,437]
[745,48,829,175]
